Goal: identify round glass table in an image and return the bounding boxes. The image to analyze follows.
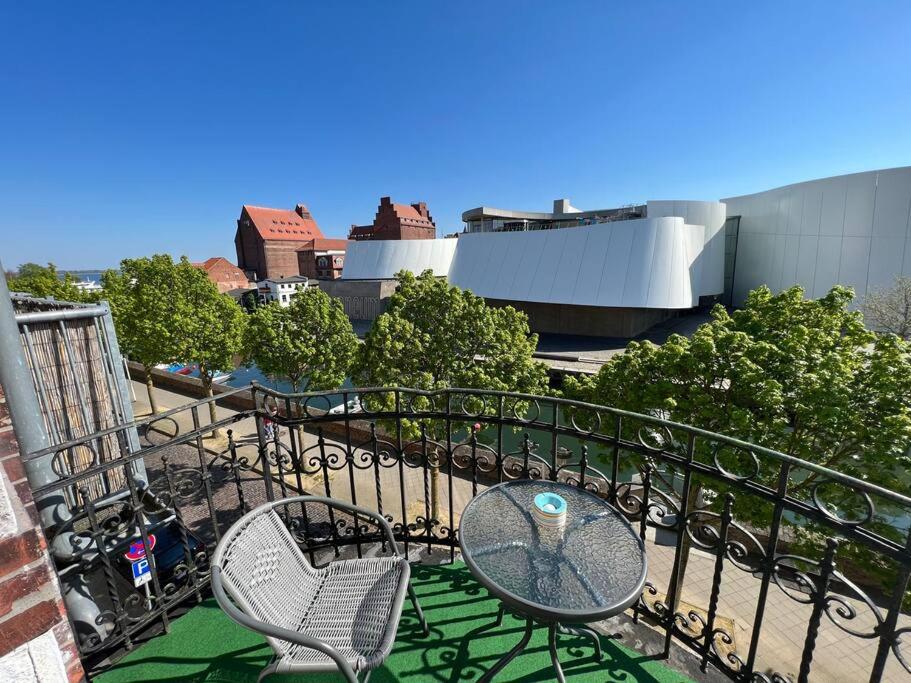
[459,480,647,682]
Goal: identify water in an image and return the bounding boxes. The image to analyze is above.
[60,270,108,283]
[223,363,351,408]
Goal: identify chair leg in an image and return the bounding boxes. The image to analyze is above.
[256,659,279,683]
[407,583,429,636]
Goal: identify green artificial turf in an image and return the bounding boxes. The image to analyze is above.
[96,562,691,682]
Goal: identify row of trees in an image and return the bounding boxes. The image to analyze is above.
[98,258,548,429]
[11,258,911,502]
[5,262,100,302]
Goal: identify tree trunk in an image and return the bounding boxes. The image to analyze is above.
[144,366,159,414]
[203,375,220,439]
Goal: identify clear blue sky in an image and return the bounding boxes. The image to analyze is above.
[1,1,910,270]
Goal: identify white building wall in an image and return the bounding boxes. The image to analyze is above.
[724,167,911,305]
[341,239,458,279]
[448,217,714,309]
[647,200,727,297]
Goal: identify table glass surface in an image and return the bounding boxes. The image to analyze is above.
[459,480,646,618]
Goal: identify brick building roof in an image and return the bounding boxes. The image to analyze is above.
[391,203,431,224]
[242,204,324,241]
[297,238,349,252]
[193,256,237,272]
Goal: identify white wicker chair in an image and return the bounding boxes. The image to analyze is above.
[211,496,427,682]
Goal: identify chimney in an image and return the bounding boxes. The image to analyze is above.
[411,201,429,218]
[553,198,580,214]
[295,204,311,219]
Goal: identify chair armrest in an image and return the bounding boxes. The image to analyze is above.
[211,565,359,681]
[270,495,402,557]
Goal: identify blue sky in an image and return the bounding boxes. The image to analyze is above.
[1,1,910,270]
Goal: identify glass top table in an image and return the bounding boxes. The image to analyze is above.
[458,480,648,682]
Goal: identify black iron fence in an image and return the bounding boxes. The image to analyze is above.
[23,384,911,682]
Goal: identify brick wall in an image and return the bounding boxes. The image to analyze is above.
[262,241,311,279]
[349,197,436,241]
[201,259,251,293]
[0,389,84,682]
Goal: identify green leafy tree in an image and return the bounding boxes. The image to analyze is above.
[564,284,911,599]
[357,270,548,520]
[7,262,94,302]
[177,263,247,432]
[244,287,358,392]
[357,270,548,397]
[102,255,185,414]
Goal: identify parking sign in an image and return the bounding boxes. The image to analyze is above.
[131,558,152,587]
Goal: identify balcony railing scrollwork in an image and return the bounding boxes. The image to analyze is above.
[21,384,911,682]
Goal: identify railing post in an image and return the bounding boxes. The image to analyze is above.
[663,432,696,656]
[745,460,791,674]
[701,493,733,671]
[191,405,220,541]
[254,411,275,503]
[798,538,839,683]
[609,414,621,505]
[226,430,248,514]
[549,399,559,480]
[447,390,456,562]
[869,530,911,682]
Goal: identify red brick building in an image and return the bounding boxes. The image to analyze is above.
[192,257,252,293]
[0,387,84,682]
[348,196,436,241]
[235,204,324,280]
[297,239,349,280]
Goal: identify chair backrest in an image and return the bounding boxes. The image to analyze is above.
[216,506,320,654]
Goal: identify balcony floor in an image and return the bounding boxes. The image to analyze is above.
[95,562,691,682]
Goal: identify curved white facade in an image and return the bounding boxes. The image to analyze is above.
[448,215,718,309]
[342,201,726,311]
[724,167,911,305]
[341,238,457,279]
[647,200,727,297]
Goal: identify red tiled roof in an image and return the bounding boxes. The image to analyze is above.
[242,205,324,241]
[297,238,349,251]
[393,203,423,221]
[194,256,231,271]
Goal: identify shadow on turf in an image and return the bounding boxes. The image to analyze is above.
[99,563,678,682]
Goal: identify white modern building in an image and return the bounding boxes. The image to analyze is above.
[723,166,911,306]
[256,275,312,307]
[343,199,726,335]
[339,166,911,336]
[341,238,458,280]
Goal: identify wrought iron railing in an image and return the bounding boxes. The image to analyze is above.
[23,384,911,682]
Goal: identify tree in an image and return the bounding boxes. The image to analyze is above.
[566,285,911,484]
[357,270,548,396]
[563,284,911,601]
[357,270,549,521]
[863,275,911,339]
[102,256,185,414]
[177,262,247,434]
[244,287,358,393]
[7,262,95,302]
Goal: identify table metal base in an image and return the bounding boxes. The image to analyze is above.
[478,607,604,683]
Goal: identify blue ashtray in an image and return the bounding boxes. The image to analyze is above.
[533,492,567,528]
